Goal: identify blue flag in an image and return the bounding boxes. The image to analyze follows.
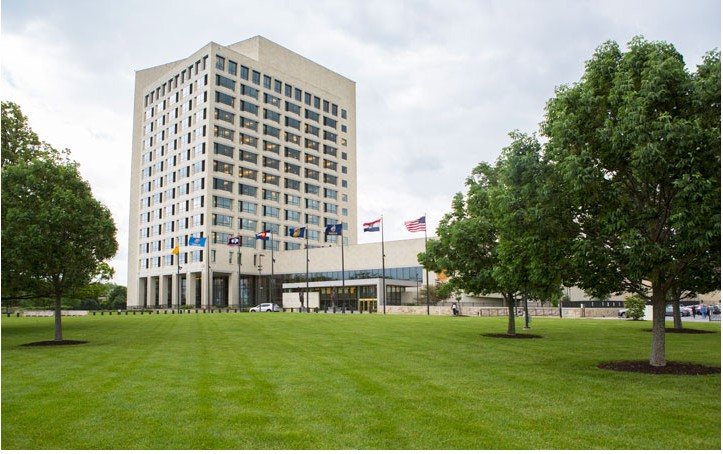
[325,223,342,235]
[289,227,306,238]
[189,237,207,247]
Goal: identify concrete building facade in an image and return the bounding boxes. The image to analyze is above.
[128,36,359,309]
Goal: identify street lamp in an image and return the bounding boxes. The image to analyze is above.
[255,253,264,306]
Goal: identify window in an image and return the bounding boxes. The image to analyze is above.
[228,60,237,75]
[215,91,235,107]
[324,174,338,185]
[240,201,257,214]
[285,178,301,191]
[241,84,259,99]
[240,65,249,80]
[264,125,280,139]
[285,210,301,222]
[324,131,337,143]
[285,101,301,115]
[264,109,281,123]
[263,173,280,186]
[263,75,271,89]
[252,70,260,85]
[263,205,280,218]
[240,149,258,164]
[213,160,234,175]
[305,139,319,151]
[215,108,234,125]
[305,124,319,136]
[305,110,320,122]
[214,125,234,141]
[274,79,282,94]
[324,159,337,171]
[240,133,258,148]
[240,101,258,115]
[239,167,257,180]
[324,203,338,214]
[216,74,235,90]
[285,131,301,146]
[324,145,338,157]
[305,169,319,180]
[213,195,233,210]
[213,178,233,193]
[240,116,258,131]
[306,198,320,210]
[240,218,257,231]
[286,194,301,206]
[263,140,280,153]
[323,116,337,128]
[324,188,338,199]
[285,147,301,160]
[213,214,233,227]
[264,93,281,108]
[213,143,234,158]
[239,184,257,197]
[285,117,301,130]
[216,55,225,71]
[305,154,320,166]
[263,156,280,170]
[285,162,300,175]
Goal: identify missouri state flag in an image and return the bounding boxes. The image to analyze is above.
[363,219,381,232]
[256,230,271,240]
[289,226,306,238]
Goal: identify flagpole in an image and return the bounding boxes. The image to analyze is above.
[270,230,275,306]
[176,242,180,311]
[381,215,386,315]
[237,232,241,310]
[305,226,309,313]
[424,213,429,316]
[341,226,345,313]
[207,237,212,311]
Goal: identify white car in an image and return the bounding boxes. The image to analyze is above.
[250,303,280,312]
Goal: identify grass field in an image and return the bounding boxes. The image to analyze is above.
[1,313,720,450]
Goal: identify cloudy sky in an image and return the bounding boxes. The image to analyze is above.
[2,0,720,285]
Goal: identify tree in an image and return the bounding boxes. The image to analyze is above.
[2,157,118,341]
[542,37,720,366]
[1,101,67,167]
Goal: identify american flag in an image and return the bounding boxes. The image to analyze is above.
[404,216,426,232]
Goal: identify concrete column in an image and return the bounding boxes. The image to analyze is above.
[147,276,157,308]
[158,274,167,308]
[187,271,196,308]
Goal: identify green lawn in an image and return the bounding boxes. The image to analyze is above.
[2,313,720,449]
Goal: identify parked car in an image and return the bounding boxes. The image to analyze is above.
[666,305,692,317]
[250,303,280,312]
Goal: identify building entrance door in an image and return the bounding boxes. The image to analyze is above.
[358,298,377,313]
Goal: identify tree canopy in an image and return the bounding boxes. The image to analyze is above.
[2,102,118,341]
[541,37,720,366]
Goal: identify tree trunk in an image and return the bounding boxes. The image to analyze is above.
[504,293,516,336]
[54,292,63,342]
[649,284,667,367]
[672,294,683,330]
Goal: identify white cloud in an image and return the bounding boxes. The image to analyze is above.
[2,0,719,285]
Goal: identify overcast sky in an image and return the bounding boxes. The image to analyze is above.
[2,0,720,285]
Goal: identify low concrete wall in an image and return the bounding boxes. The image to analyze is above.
[23,310,90,317]
[385,306,621,318]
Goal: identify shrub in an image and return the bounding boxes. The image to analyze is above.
[624,296,646,320]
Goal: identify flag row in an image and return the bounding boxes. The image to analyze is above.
[174,216,426,250]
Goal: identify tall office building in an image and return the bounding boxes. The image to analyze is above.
[128,36,357,309]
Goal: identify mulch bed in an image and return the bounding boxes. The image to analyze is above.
[644,328,716,334]
[20,340,88,347]
[598,361,720,375]
[482,333,543,339]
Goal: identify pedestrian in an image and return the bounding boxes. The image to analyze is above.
[701,304,707,318]
[452,303,458,316]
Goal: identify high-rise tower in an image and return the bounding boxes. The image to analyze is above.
[128,36,356,308]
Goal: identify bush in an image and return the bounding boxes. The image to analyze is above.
[624,296,646,320]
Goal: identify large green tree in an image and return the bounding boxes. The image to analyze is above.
[542,37,720,366]
[420,133,572,335]
[1,101,67,167]
[2,103,118,341]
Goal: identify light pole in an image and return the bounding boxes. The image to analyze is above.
[255,253,264,307]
